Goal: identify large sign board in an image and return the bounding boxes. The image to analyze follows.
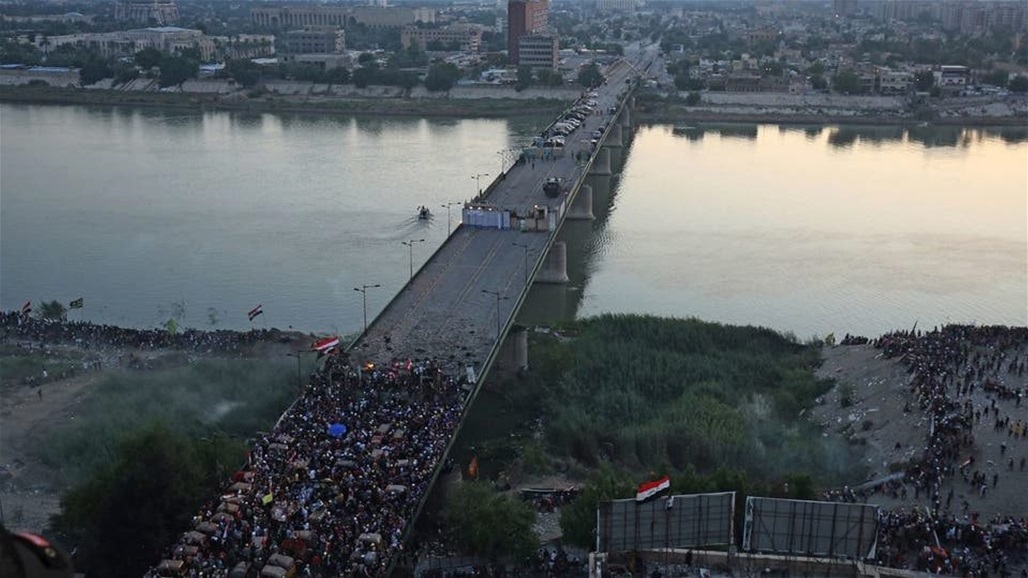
[596,492,735,553]
[742,497,879,560]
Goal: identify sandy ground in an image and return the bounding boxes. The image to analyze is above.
[814,343,1028,520]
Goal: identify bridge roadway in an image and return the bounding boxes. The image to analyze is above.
[354,56,645,377]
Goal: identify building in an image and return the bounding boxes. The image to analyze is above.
[401,25,483,52]
[282,53,351,71]
[284,26,345,55]
[115,0,178,25]
[251,4,435,29]
[832,0,858,17]
[517,34,558,69]
[594,0,641,11]
[40,27,213,60]
[933,65,970,93]
[877,69,912,94]
[507,0,548,65]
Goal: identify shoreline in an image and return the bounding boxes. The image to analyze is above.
[3,84,1027,126]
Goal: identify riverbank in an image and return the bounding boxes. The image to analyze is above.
[4,81,1027,125]
[0,83,571,118]
[636,91,1028,126]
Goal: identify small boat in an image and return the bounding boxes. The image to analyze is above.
[417,206,431,220]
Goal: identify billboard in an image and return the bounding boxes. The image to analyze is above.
[596,492,735,553]
[742,497,879,559]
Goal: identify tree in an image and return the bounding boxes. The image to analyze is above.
[1009,75,1028,93]
[578,63,604,89]
[226,58,261,87]
[37,300,67,321]
[53,424,242,578]
[352,65,376,88]
[535,68,564,86]
[79,59,112,86]
[134,46,162,70]
[158,55,198,88]
[685,91,701,106]
[447,482,538,562]
[914,70,935,92]
[982,69,1009,89]
[357,52,375,66]
[560,468,633,548]
[831,69,861,94]
[424,61,461,92]
[515,64,534,91]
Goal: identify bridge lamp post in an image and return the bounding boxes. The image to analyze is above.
[441,201,461,237]
[511,242,531,286]
[401,238,425,283]
[285,350,312,396]
[352,283,380,337]
[481,289,509,340]
[472,173,489,196]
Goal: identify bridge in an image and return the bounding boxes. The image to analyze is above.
[156,46,663,578]
[349,48,656,573]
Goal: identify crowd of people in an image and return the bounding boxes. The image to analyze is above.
[838,325,1028,576]
[145,350,472,578]
[0,311,280,356]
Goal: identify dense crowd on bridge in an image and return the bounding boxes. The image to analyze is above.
[144,351,471,578]
[828,325,1028,576]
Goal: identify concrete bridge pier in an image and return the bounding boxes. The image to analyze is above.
[588,147,612,176]
[620,107,632,128]
[605,123,623,148]
[567,184,594,220]
[536,241,569,284]
[500,326,529,371]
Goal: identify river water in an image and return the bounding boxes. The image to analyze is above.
[1,104,1024,338]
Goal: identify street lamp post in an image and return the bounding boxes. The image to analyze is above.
[353,283,381,336]
[512,242,530,286]
[401,238,425,283]
[285,350,311,396]
[441,201,461,237]
[472,172,489,196]
[481,289,509,339]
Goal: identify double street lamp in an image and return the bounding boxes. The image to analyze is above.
[472,173,489,196]
[511,242,531,286]
[441,201,461,237]
[481,289,509,339]
[353,283,381,336]
[402,238,425,283]
[285,350,313,396]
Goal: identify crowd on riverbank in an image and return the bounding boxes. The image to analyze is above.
[0,311,286,356]
[144,351,470,578]
[827,325,1028,576]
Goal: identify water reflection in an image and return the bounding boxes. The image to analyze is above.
[673,122,1024,149]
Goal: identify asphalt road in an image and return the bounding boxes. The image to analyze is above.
[355,49,654,377]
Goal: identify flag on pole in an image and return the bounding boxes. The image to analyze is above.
[21,301,32,316]
[467,456,479,480]
[636,475,671,502]
[248,304,263,322]
[69,297,84,309]
[311,336,340,355]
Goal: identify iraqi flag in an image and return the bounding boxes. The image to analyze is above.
[311,336,340,355]
[248,304,264,322]
[21,301,32,316]
[636,475,670,502]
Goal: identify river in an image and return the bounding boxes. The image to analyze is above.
[1,104,1024,338]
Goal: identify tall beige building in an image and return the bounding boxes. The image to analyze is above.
[115,0,179,25]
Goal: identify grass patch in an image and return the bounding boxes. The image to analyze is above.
[516,314,864,485]
[38,358,297,485]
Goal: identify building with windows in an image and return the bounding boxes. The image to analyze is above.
[40,26,212,60]
[284,26,345,55]
[400,25,483,52]
[594,0,641,11]
[934,65,970,93]
[507,0,548,65]
[251,4,435,29]
[517,34,558,69]
[115,0,178,25]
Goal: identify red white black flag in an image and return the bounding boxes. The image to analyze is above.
[636,475,671,502]
[311,336,340,355]
[248,304,263,321]
[21,301,31,316]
